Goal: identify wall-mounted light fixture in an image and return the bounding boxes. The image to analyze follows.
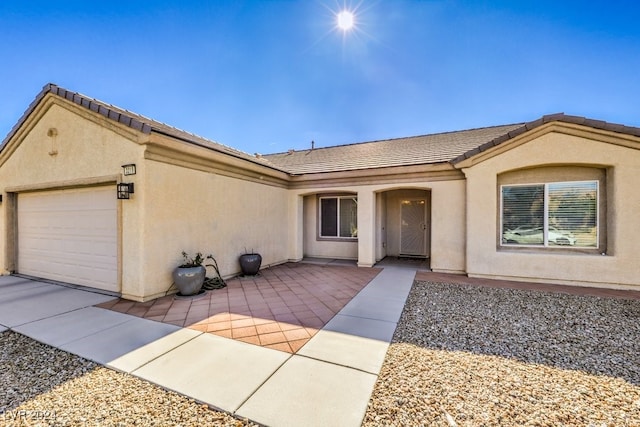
[117,183,135,199]
[122,164,136,176]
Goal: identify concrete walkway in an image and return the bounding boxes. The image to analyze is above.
[0,267,416,427]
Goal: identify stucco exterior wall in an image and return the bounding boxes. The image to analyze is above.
[463,130,640,290]
[0,99,145,297]
[140,160,290,300]
[302,194,358,259]
[292,179,466,273]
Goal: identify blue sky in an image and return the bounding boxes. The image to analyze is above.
[1,1,639,154]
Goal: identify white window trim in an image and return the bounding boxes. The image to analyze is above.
[318,195,358,240]
[500,180,599,249]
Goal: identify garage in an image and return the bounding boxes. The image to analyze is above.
[17,186,118,292]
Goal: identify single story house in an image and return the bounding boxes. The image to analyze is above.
[1,83,638,301]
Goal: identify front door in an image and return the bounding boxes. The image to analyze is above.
[400,199,427,257]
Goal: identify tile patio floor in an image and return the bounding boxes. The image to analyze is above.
[98,263,381,353]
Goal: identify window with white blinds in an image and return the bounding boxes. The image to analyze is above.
[501,181,598,248]
[319,196,358,238]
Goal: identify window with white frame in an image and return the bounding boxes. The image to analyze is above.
[501,181,598,248]
[319,196,358,238]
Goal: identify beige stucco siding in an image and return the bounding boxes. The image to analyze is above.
[302,194,359,259]
[0,99,145,297]
[293,179,466,272]
[0,101,142,184]
[463,130,640,290]
[139,160,290,300]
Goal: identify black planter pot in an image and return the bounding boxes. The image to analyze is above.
[239,253,262,276]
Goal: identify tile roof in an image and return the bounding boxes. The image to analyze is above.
[3,84,639,177]
[264,113,640,174]
[1,83,283,172]
[450,113,640,164]
[261,124,524,174]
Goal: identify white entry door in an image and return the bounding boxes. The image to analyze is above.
[400,199,427,256]
[17,186,118,292]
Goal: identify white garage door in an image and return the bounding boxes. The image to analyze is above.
[18,186,118,292]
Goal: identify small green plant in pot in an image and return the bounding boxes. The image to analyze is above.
[172,252,227,296]
[173,252,207,296]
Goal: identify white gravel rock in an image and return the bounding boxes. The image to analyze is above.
[0,331,255,427]
[363,281,640,426]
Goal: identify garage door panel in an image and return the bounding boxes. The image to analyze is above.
[18,187,118,292]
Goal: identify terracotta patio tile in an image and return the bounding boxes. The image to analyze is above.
[208,308,230,318]
[209,312,231,322]
[305,327,320,336]
[207,321,231,332]
[186,304,210,313]
[249,317,272,326]
[245,293,266,300]
[287,303,309,312]
[211,329,233,339]
[189,324,208,332]
[298,316,325,328]
[165,319,185,327]
[126,306,150,316]
[166,306,190,315]
[151,298,174,306]
[185,317,209,326]
[293,309,317,320]
[229,302,249,311]
[237,335,261,346]
[145,308,170,317]
[233,308,253,316]
[269,305,292,315]
[169,300,192,308]
[229,313,251,321]
[163,314,187,323]
[264,342,293,353]
[96,300,118,309]
[256,323,281,334]
[232,326,258,339]
[230,318,255,328]
[283,328,311,341]
[259,331,287,345]
[315,312,336,322]
[278,322,303,332]
[110,302,135,313]
[249,308,273,318]
[187,310,210,320]
[274,313,299,323]
[288,338,309,353]
[185,316,210,326]
[99,263,382,353]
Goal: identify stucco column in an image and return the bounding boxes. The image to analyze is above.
[357,189,376,267]
[288,193,304,262]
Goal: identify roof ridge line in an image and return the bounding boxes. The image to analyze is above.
[264,122,525,156]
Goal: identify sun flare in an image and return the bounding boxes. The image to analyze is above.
[337,10,355,31]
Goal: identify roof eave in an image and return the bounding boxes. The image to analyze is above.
[450,113,640,166]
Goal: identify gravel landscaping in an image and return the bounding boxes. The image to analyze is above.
[0,331,254,427]
[2,280,640,427]
[363,281,640,426]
